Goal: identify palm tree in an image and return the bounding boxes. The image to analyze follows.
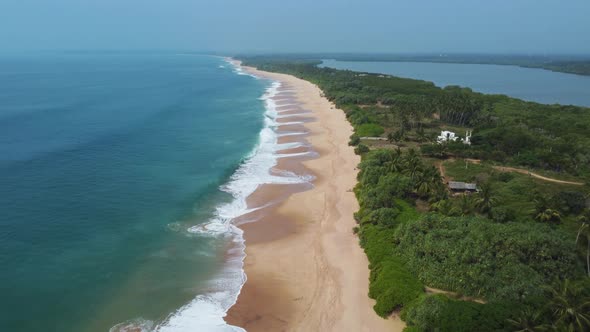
[430,199,459,216]
[575,213,590,277]
[507,308,548,332]
[531,193,553,217]
[416,126,428,142]
[535,209,561,223]
[388,129,406,144]
[458,194,477,216]
[415,173,431,198]
[415,166,442,197]
[474,182,498,215]
[387,132,395,144]
[545,280,590,331]
[434,142,449,159]
[385,148,403,174]
[404,148,422,180]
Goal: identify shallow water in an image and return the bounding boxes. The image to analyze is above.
[0,54,270,331]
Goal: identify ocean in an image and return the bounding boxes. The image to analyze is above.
[320,59,590,107]
[0,54,292,331]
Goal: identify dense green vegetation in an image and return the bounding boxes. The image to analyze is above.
[395,215,579,301]
[351,148,588,331]
[242,58,590,179]
[440,159,587,224]
[402,295,519,332]
[240,57,590,331]
[361,222,423,317]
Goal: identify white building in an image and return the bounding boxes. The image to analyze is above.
[462,130,473,145]
[437,130,459,144]
[436,130,473,145]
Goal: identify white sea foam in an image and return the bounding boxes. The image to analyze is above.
[151,63,314,332]
[189,81,313,236]
[154,230,246,332]
[275,121,304,126]
[277,151,316,158]
[110,318,155,332]
[278,131,308,137]
[276,113,308,119]
[276,141,305,150]
[225,59,259,79]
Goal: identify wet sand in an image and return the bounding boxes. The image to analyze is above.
[225,60,404,331]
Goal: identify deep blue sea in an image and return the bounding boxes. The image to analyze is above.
[321,59,590,107]
[0,54,270,331]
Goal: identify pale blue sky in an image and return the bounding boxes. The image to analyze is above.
[1,0,589,54]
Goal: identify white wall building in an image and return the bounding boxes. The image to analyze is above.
[436,130,473,145]
[436,130,459,144]
[462,130,473,145]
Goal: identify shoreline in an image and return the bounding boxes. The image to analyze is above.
[225,60,404,331]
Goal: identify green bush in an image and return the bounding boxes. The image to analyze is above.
[401,294,447,330]
[354,143,370,155]
[370,258,423,317]
[356,123,385,137]
[402,294,518,332]
[361,225,423,317]
[489,206,516,223]
[402,327,422,332]
[360,174,413,209]
[552,190,587,215]
[348,134,361,146]
[360,208,400,227]
[394,199,420,224]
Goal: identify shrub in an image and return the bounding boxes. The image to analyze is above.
[401,294,447,330]
[360,208,400,227]
[402,327,422,332]
[356,123,385,137]
[361,174,413,209]
[354,144,370,155]
[394,200,420,224]
[419,144,437,157]
[402,294,518,332]
[495,172,515,183]
[360,224,423,317]
[370,258,423,317]
[489,206,516,223]
[348,134,361,146]
[553,191,587,215]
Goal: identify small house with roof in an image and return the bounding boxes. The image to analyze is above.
[448,181,478,193]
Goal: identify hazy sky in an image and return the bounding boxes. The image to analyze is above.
[1,0,589,54]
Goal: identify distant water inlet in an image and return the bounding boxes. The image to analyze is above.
[320,59,590,107]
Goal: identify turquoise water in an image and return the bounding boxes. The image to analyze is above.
[320,59,590,107]
[0,54,268,331]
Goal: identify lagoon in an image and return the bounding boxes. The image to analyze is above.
[320,59,590,107]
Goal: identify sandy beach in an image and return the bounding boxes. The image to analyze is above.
[225,61,405,331]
